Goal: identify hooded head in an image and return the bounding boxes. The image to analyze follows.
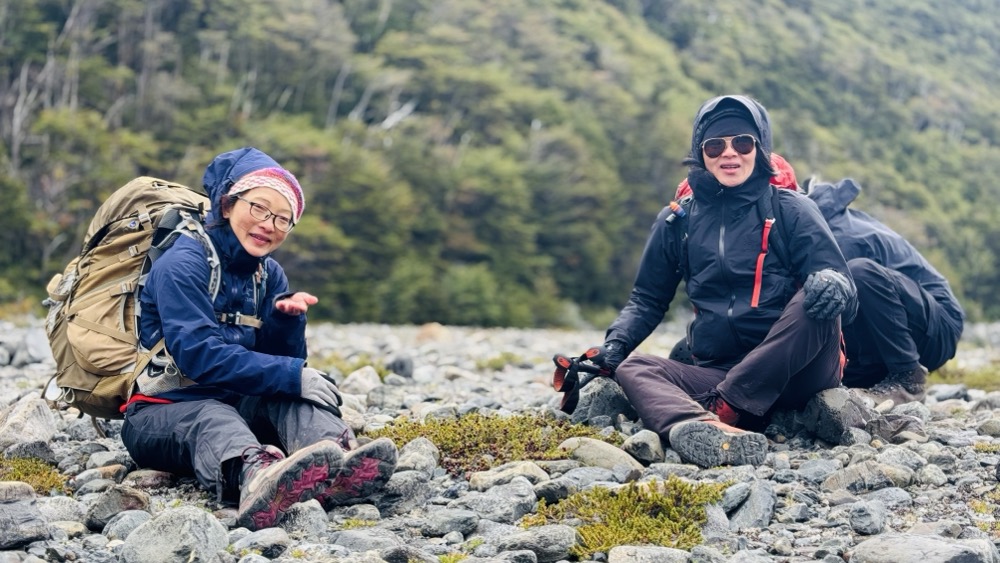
[687,95,774,176]
[202,147,304,225]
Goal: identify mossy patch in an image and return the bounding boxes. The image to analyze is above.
[0,457,68,495]
[311,352,389,380]
[475,351,524,371]
[969,485,1000,537]
[522,475,726,559]
[930,362,1000,392]
[974,443,1000,453]
[367,412,622,477]
[340,518,376,529]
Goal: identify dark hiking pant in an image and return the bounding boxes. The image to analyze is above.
[614,289,843,443]
[841,258,962,388]
[121,397,353,502]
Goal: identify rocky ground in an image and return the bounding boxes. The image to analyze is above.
[2,317,1000,562]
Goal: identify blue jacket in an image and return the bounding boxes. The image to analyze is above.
[807,177,965,329]
[137,147,307,403]
[606,96,856,368]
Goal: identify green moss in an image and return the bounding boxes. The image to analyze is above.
[475,351,523,371]
[523,476,726,559]
[462,537,485,551]
[367,412,622,477]
[438,555,468,563]
[970,499,990,514]
[929,362,1000,392]
[0,457,68,495]
[975,443,1000,453]
[341,518,377,529]
[311,352,389,380]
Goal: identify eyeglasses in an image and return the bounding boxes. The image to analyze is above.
[701,134,757,159]
[235,196,295,232]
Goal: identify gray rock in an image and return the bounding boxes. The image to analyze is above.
[334,528,403,551]
[852,532,1000,563]
[0,397,57,449]
[608,545,688,562]
[728,480,775,530]
[557,436,642,471]
[231,527,291,559]
[419,508,479,537]
[101,510,152,541]
[396,437,440,474]
[849,500,887,535]
[84,485,150,531]
[621,429,665,465]
[802,387,878,445]
[570,377,637,426]
[447,477,537,524]
[495,524,578,563]
[0,501,48,549]
[119,506,228,563]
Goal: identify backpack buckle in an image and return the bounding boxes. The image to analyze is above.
[218,312,242,325]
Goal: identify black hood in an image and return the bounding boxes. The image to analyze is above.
[805,177,862,221]
[689,95,773,169]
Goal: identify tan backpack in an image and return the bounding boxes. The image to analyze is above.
[43,176,220,420]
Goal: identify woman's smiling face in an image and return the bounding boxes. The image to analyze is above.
[704,136,757,187]
[222,187,292,257]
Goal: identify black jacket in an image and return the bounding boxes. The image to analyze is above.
[606,96,856,368]
[807,177,965,329]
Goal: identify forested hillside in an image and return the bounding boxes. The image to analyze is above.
[2,0,999,326]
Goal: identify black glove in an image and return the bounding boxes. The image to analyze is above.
[300,367,343,417]
[599,340,628,375]
[803,269,851,320]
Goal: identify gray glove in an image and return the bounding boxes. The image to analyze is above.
[300,367,343,417]
[803,269,851,320]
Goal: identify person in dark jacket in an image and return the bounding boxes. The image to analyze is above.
[805,177,965,405]
[583,95,857,468]
[120,147,397,531]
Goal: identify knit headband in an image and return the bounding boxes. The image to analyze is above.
[226,167,304,223]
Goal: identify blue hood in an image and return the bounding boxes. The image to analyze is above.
[202,147,283,224]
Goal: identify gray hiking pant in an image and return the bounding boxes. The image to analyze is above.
[614,289,843,442]
[121,397,353,502]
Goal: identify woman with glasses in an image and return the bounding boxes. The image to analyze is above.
[119,147,397,530]
[585,95,857,468]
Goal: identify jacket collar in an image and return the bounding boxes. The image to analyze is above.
[207,224,263,275]
[688,167,772,208]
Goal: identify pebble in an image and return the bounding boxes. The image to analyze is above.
[1,318,1000,562]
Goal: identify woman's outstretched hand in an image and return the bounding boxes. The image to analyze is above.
[275,292,319,315]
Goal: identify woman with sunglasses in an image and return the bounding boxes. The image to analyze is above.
[119,147,397,530]
[588,95,857,468]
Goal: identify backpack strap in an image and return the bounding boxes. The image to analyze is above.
[749,186,792,308]
[666,195,694,281]
[754,185,790,269]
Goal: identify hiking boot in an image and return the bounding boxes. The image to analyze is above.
[236,440,345,530]
[704,393,741,426]
[857,365,928,407]
[668,419,768,468]
[317,437,398,509]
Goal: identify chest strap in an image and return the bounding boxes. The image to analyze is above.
[217,312,263,329]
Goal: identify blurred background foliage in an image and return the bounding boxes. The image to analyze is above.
[2,0,998,327]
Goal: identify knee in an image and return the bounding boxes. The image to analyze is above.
[848,258,885,289]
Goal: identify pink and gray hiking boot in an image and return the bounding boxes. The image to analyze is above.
[317,437,398,509]
[236,440,344,530]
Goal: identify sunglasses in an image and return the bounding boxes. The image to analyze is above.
[701,134,757,159]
